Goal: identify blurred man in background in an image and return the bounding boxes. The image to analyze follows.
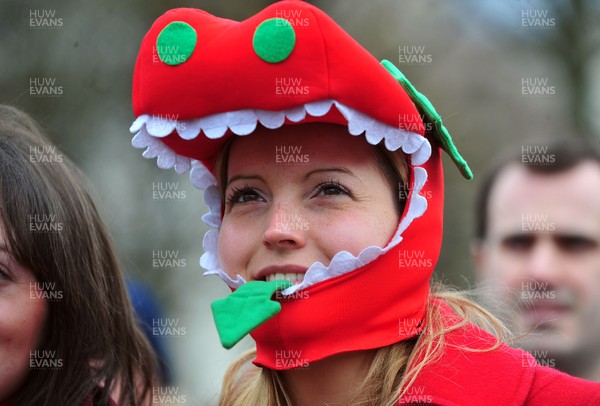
[472,139,600,381]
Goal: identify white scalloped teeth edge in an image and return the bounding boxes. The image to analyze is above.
[130,99,432,294]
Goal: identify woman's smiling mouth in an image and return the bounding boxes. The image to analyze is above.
[257,265,308,285]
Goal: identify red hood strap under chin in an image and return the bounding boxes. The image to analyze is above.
[252,242,430,369]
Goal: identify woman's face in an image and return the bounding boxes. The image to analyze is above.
[0,224,48,401]
[218,123,400,284]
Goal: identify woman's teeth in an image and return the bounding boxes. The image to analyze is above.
[266,273,305,284]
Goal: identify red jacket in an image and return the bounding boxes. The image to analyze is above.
[399,303,600,405]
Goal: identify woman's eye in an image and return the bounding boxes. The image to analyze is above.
[226,187,264,206]
[315,181,349,197]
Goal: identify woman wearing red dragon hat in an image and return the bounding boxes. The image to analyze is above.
[130,1,600,404]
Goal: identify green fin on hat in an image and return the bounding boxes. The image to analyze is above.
[381,59,473,180]
[211,280,293,349]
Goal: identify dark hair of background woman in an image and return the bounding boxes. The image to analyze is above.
[0,105,157,406]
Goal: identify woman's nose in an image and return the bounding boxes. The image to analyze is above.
[262,204,308,250]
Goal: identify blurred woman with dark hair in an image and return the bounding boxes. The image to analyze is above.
[0,105,157,406]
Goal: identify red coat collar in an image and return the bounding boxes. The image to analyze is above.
[400,301,600,405]
[400,300,535,405]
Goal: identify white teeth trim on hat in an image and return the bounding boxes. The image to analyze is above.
[130,99,431,295]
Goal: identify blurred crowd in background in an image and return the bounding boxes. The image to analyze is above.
[2,0,600,403]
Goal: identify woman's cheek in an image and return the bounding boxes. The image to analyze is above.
[218,222,251,280]
[0,293,48,401]
[327,210,392,255]
[311,212,366,256]
[0,317,28,401]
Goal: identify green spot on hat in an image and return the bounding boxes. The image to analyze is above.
[253,18,296,63]
[156,21,197,66]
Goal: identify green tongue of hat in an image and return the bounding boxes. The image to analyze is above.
[211,280,293,349]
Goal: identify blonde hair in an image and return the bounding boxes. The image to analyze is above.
[219,284,511,406]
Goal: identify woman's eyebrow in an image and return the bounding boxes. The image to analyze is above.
[226,174,265,188]
[226,168,357,187]
[303,167,356,181]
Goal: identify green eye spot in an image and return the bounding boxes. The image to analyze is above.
[253,18,296,63]
[156,21,197,66]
